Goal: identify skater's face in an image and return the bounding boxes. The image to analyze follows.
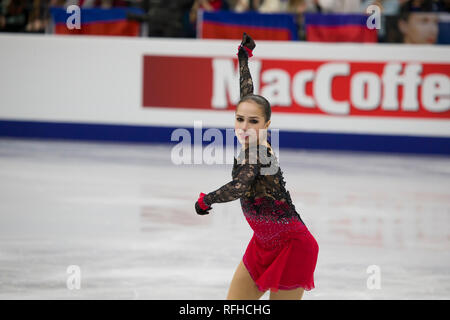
[235,101,270,146]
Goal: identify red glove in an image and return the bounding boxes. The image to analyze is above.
[236,32,255,58]
[237,44,253,58]
[195,192,212,215]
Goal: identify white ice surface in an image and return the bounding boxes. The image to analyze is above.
[0,138,448,299]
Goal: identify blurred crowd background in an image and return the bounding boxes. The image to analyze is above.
[0,0,449,43]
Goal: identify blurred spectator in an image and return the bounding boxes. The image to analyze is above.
[287,0,307,13]
[25,0,50,33]
[0,0,29,32]
[258,0,288,12]
[287,0,318,13]
[230,0,258,11]
[444,0,450,11]
[360,0,400,15]
[49,0,66,7]
[135,0,194,37]
[1,0,448,41]
[316,0,363,13]
[190,0,223,24]
[230,0,314,12]
[398,0,441,43]
[63,0,128,7]
[199,0,224,10]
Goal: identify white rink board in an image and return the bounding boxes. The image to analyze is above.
[0,33,449,138]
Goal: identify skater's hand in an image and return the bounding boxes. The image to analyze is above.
[195,192,212,215]
[240,32,255,51]
[195,201,211,215]
[237,32,255,58]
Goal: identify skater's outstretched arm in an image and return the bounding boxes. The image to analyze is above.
[202,147,261,205]
[238,33,256,99]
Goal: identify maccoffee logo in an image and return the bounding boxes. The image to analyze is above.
[143,56,450,119]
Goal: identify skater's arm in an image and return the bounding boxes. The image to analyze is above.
[238,33,256,98]
[203,148,260,205]
[203,163,259,205]
[202,33,259,207]
[238,48,253,98]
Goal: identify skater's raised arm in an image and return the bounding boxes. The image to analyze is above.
[194,33,259,215]
[238,33,256,99]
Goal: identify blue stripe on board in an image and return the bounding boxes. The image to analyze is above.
[304,13,369,27]
[0,120,448,155]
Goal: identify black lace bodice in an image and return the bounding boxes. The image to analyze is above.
[203,144,304,225]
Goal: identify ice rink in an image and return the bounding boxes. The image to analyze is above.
[0,138,448,300]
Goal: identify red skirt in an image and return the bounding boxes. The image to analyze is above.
[242,226,319,292]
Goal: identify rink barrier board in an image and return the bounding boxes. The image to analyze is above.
[0,35,448,154]
[0,120,448,156]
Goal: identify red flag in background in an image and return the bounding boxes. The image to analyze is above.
[305,13,377,42]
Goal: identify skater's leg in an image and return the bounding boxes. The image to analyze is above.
[226,260,266,300]
[269,287,304,300]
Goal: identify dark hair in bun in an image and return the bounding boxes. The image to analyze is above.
[238,94,271,122]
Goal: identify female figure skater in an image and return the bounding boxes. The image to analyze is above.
[195,33,319,300]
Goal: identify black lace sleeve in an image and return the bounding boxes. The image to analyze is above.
[203,146,261,205]
[238,47,253,98]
